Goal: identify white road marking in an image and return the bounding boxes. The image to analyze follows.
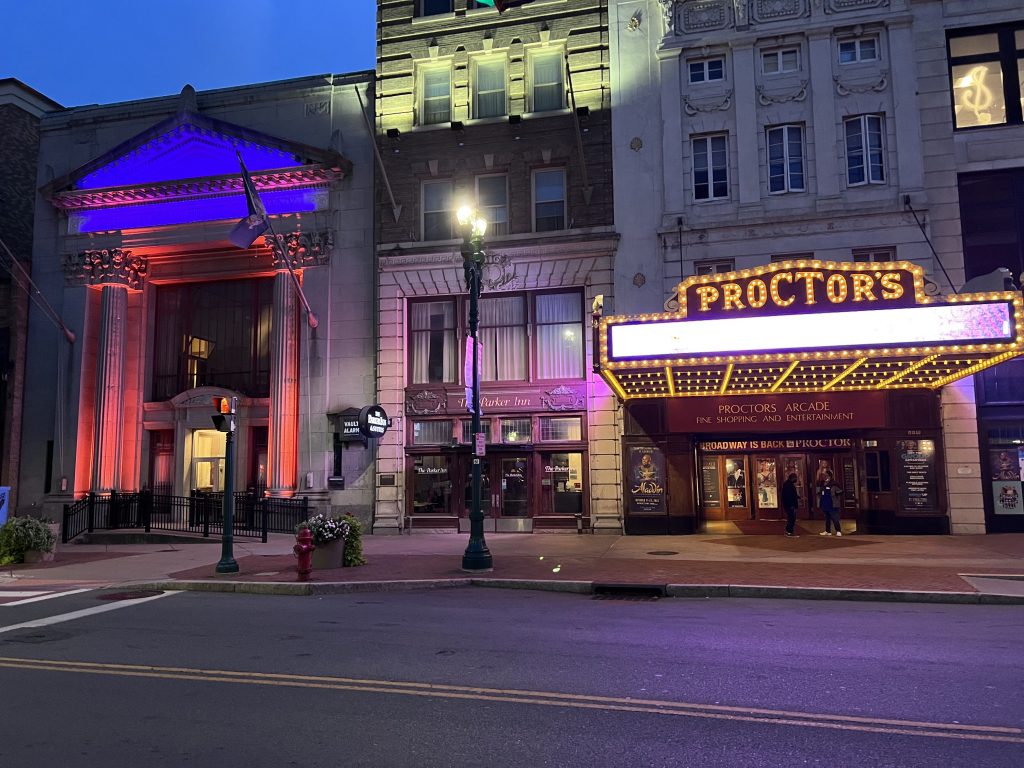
[1,589,93,606]
[0,590,181,634]
[0,591,51,598]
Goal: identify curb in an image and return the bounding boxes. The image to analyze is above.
[122,578,1024,604]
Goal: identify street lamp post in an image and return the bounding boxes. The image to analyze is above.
[458,205,494,572]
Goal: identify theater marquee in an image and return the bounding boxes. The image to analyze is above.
[599,260,1023,399]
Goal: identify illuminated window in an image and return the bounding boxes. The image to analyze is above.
[762,47,799,75]
[476,175,508,236]
[540,416,583,441]
[853,247,896,263]
[478,295,527,381]
[420,68,452,125]
[473,59,507,119]
[947,25,1024,129]
[530,51,564,111]
[410,300,457,383]
[535,293,584,379]
[838,36,878,64]
[695,260,734,275]
[692,134,729,201]
[501,418,533,444]
[421,180,454,240]
[533,168,566,231]
[844,115,885,186]
[689,57,725,83]
[766,125,805,193]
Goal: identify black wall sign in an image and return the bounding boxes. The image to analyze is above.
[359,404,390,439]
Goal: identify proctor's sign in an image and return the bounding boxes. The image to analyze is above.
[680,262,919,320]
[667,391,889,434]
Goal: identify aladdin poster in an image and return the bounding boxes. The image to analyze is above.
[629,446,667,514]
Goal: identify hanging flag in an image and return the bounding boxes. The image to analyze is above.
[228,151,270,249]
[464,336,484,415]
[475,0,535,12]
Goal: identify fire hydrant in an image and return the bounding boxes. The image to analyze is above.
[293,527,316,582]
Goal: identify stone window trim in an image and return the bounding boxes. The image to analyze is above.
[765,124,806,195]
[837,35,880,65]
[761,46,801,76]
[844,114,886,187]
[688,56,726,84]
[946,22,1024,130]
[417,64,453,127]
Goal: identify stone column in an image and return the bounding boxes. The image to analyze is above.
[268,269,299,497]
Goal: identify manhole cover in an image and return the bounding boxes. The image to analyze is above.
[96,590,163,601]
[646,550,679,556]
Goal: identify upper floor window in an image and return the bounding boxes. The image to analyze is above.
[762,47,799,75]
[479,295,527,381]
[411,301,457,384]
[477,174,509,236]
[853,247,896,263]
[534,168,566,231]
[421,69,452,125]
[844,115,885,186]
[422,180,454,241]
[530,51,564,112]
[770,253,813,263]
[689,57,725,83]
[416,0,452,17]
[766,125,805,194]
[948,25,1024,129]
[695,260,734,275]
[692,134,729,201]
[474,59,507,119]
[838,36,878,64]
[535,292,584,379]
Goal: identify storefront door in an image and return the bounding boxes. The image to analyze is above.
[496,455,530,530]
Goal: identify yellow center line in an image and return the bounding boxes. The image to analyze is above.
[0,657,1020,743]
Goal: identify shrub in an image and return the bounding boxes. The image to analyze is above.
[342,515,366,567]
[296,514,350,545]
[0,517,56,565]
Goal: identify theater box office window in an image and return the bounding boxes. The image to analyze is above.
[599,260,1024,534]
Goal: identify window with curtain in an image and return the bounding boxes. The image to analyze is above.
[477,175,508,236]
[540,416,583,441]
[845,115,885,186]
[474,59,507,118]
[422,180,454,240]
[535,292,583,379]
[534,168,566,231]
[421,69,451,125]
[531,52,564,112]
[692,134,729,200]
[766,125,805,193]
[411,301,457,383]
[477,295,527,381]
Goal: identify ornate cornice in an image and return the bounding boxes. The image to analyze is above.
[265,230,334,270]
[835,71,888,96]
[64,248,148,289]
[757,80,809,105]
[684,90,734,115]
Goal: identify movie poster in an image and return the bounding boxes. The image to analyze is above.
[629,446,666,514]
[755,458,778,509]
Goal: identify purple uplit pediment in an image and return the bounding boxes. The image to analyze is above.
[77,123,304,190]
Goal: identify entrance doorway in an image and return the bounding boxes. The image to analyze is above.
[459,453,533,532]
[189,429,226,492]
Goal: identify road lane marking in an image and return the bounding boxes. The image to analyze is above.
[0,591,180,634]
[0,656,1019,744]
[1,589,93,606]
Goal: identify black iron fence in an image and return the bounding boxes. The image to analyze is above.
[62,491,310,544]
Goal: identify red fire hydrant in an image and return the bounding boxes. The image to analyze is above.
[293,527,316,582]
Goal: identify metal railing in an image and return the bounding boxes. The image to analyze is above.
[62,491,310,544]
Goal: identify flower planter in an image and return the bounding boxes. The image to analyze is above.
[23,549,55,564]
[311,538,345,570]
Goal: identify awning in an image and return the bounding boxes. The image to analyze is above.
[599,260,1023,400]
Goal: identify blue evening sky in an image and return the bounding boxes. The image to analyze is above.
[1,0,377,107]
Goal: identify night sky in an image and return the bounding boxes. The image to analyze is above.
[2,0,377,107]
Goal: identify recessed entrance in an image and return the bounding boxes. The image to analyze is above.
[188,429,226,492]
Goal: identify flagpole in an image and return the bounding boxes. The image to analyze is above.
[265,217,319,329]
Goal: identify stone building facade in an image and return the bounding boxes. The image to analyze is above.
[373,0,621,533]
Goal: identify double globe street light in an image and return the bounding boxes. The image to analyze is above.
[457,205,494,572]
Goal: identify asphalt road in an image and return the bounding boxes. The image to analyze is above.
[0,586,1021,767]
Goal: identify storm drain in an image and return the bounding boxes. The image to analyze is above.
[96,590,164,601]
[592,583,667,601]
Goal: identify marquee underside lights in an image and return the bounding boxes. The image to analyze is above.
[599,260,1024,400]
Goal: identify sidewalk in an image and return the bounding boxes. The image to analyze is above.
[4,530,1024,604]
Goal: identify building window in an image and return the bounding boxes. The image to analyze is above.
[865,450,891,493]
[958,168,1024,281]
[411,300,458,384]
[476,175,508,236]
[533,168,566,231]
[411,455,451,515]
[540,416,583,442]
[770,253,813,263]
[838,36,878,64]
[479,295,527,381]
[416,0,452,17]
[853,247,896,263]
[421,68,452,125]
[473,59,507,119]
[535,292,584,379]
[692,134,729,201]
[689,57,725,83]
[460,419,492,443]
[530,51,564,112]
[542,452,584,515]
[422,180,454,240]
[501,417,533,443]
[948,25,1024,129]
[844,115,885,186]
[412,420,454,445]
[766,125,805,194]
[762,47,800,75]
[695,260,734,275]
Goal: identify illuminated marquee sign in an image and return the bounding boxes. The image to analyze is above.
[599,260,1024,399]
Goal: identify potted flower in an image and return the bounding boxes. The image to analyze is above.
[298,514,350,570]
[0,516,57,565]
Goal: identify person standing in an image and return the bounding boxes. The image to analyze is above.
[781,472,800,537]
[818,470,843,536]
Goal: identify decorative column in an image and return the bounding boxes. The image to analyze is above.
[65,249,148,492]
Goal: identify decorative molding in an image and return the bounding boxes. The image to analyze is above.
[683,90,733,115]
[265,231,334,269]
[304,100,330,117]
[482,252,520,291]
[679,1,730,34]
[752,0,807,23]
[834,70,888,96]
[407,390,444,416]
[633,272,647,287]
[64,249,148,289]
[540,385,585,412]
[630,137,644,152]
[757,80,809,105]
[658,0,678,35]
[825,0,888,13]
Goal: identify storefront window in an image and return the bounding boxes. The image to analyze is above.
[542,452,583,514]
[501,418,532,443]
[412,455,451,514]
[460,419,492,444]
[535,293,584,379]
[700,456,721,506]
[540,416,582,442]
[865,450,891,492]
[411,301,457,383]
[725,457,747,507]
[412,420,453,445]
[987,426,1024,515]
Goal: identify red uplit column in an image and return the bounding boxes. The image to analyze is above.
[267,268,299,497]
[91,283,128,491]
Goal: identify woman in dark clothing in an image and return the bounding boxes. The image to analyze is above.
[781,473,800,537]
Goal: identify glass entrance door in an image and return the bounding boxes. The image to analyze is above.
[192,458,224,492]
[499,456,530,518]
